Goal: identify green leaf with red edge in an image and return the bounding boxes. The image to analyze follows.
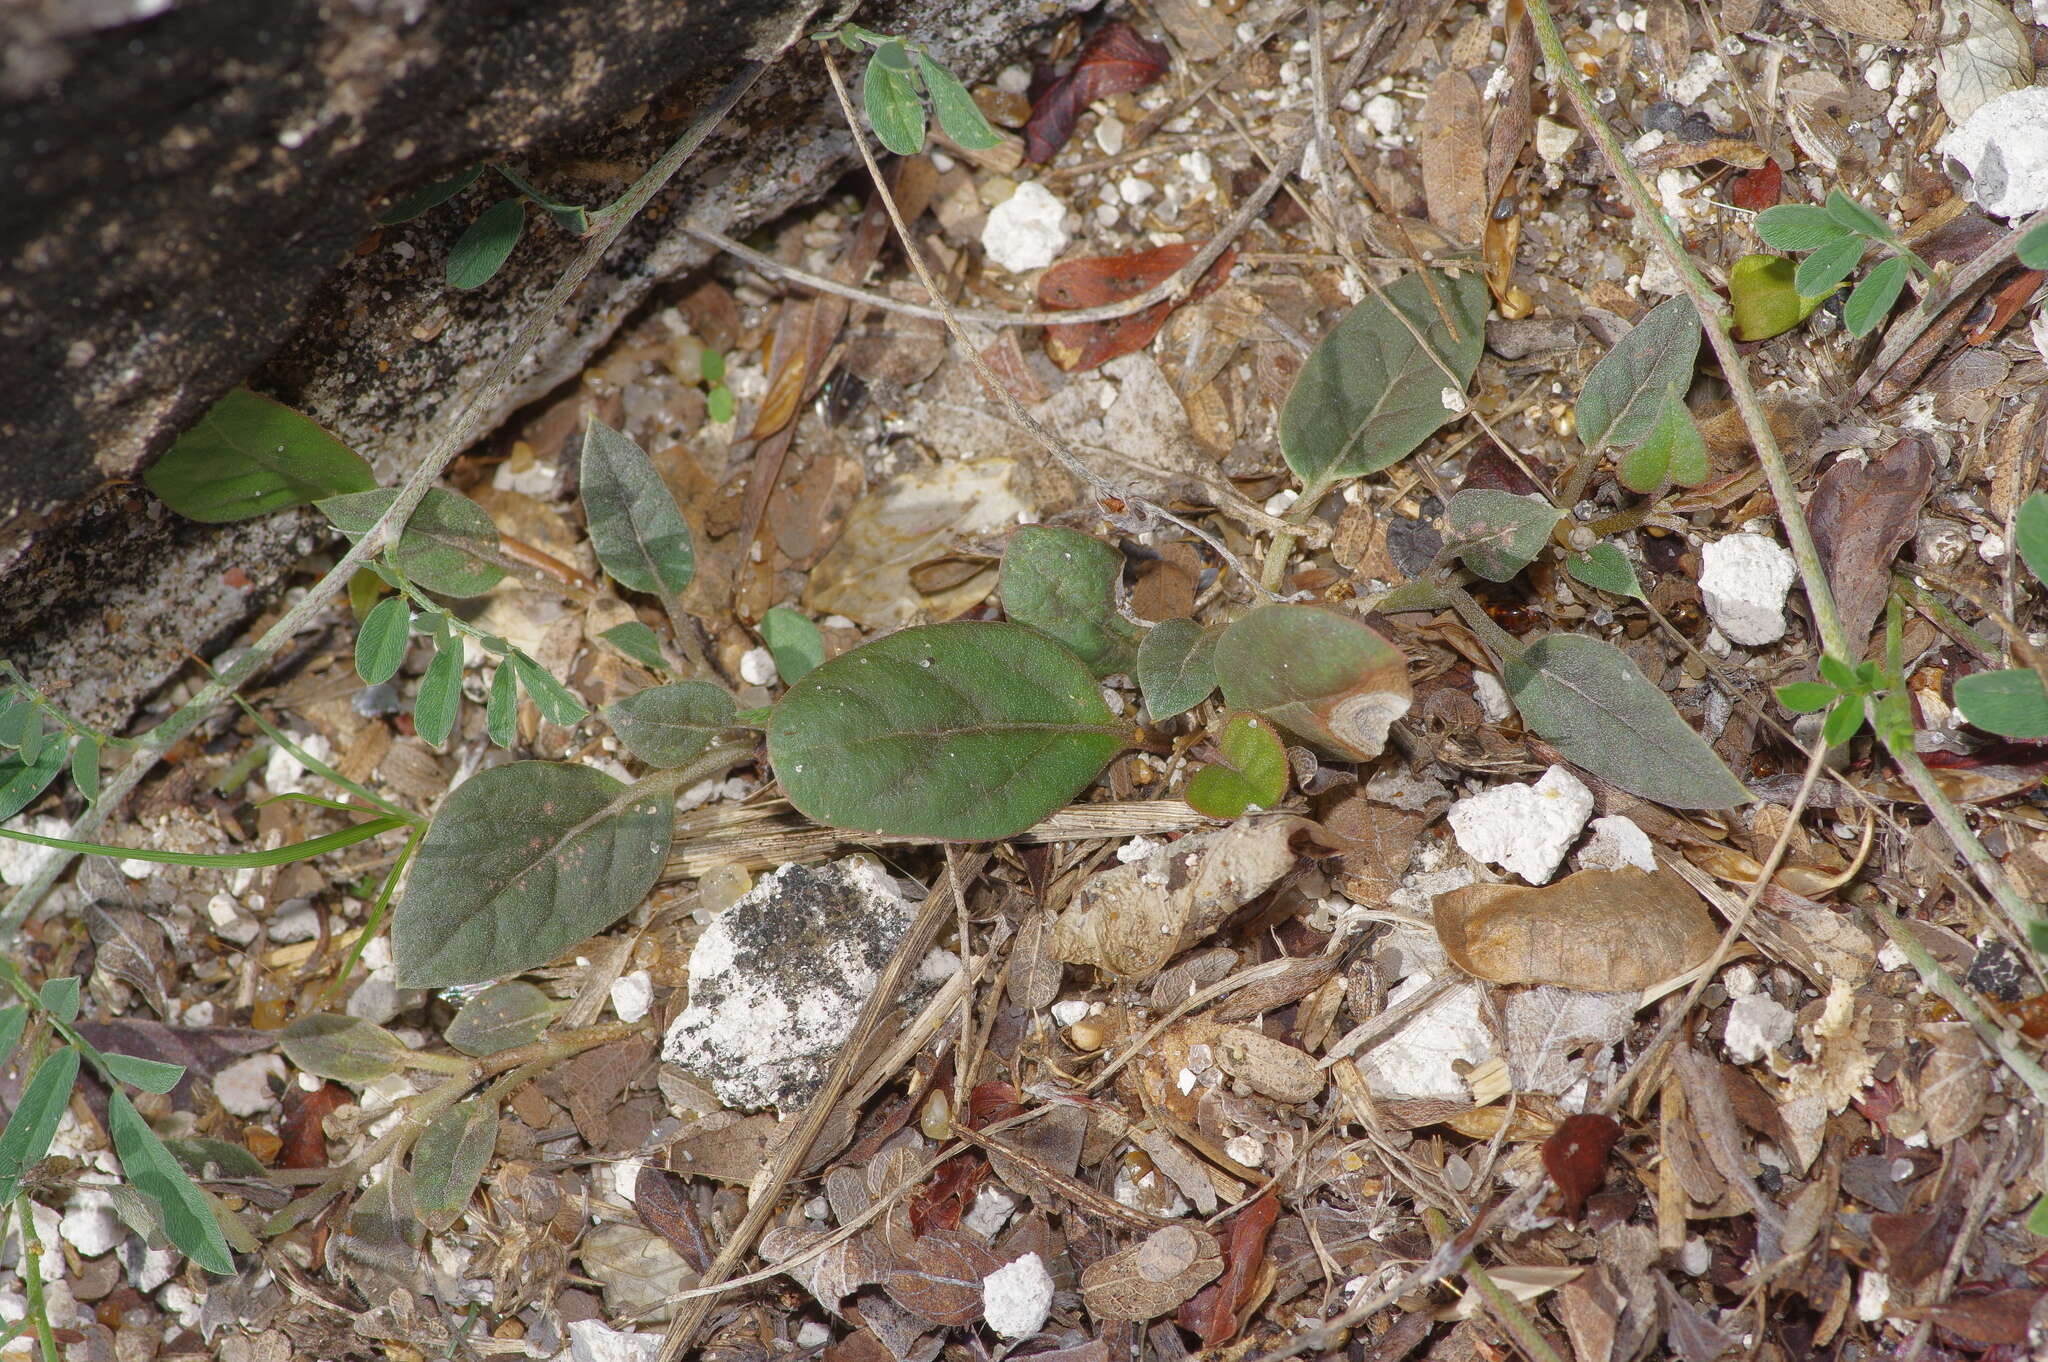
[1213,605,1411,761]
[1184,713,1288,818]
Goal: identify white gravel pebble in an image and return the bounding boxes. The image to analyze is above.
[1941,86,2048,215]
[738,647,778,687]
[981,181,1070,273]
[213,1053,287,1117]
[1577,815,1657,873]
[1447,766,1595,885]
[982,1252,1055,1339]
[1699,533,1797,647]
[610,970,653,1024]
[1725,992,1796,1064]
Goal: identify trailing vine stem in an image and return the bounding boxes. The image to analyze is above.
[0,61,767,941]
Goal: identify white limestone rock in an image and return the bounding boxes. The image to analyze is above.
[981,181,1069,273]
[1447,766,1595,885]
[982,1252,1055,1339]
[1700,533,1797,647]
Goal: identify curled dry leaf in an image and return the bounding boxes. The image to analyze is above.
[1215,1027,1324,1104]
[1039,242,1238,372]
[885,1228,1004,1327]
[1177,1193,1280,1347]
[1541,1113,1623,1223]
[1807,436,1935,656]
[1432,866,1719,992]
[1081,1223,1224,1321]
[1050,820,1301,979]
[1419,70,1486,245]
[1023,22,1170,163]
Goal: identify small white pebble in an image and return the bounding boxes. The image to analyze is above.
[1264,488,1300,517]
[1094,115,1126,156]
[1224,1134,1266,1167]
[739,647,778,687]
[929,149,957,174]
[1051,1000,1093,1026]
[1699,534,1797,647]
[1094,202,1121,228]
[1472,672,1512,723]
[983,1253,1055,1339]
[982,181,1071,273]
[1447,766,1595,885]
[1577,815,1657,873]
[610,970,654,1024]
[996,64,1031,94]
[213,1054,287,1117]
[1362,93,1402,138]
[797,1322,832,1348]
[1117,174,1154,206]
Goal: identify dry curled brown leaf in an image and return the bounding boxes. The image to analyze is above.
[1081,1223,1224,1321]
[1432,866,1719,991]
[1023,22,1169,163]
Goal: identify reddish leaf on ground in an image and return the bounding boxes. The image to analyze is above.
[1177,1192,1280,1346]
[1728,159,1782,212]
[635,1164,711,1270]
[969,1080,1026,1127]
[1807,436,1934,655]
[1967,268,2046,344]
[909,1152,987,1236]
[1039,242,1237,372]
[1932,1288,2043,1345]
[1541,1113,1622,1223]
[279,1080,349,1171]
[1024,22,1169,163]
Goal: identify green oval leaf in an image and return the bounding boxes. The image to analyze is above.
[603,682,737,768]
[165,1136,269,1180]
[1565,542,1643,599]
[413,634,463,749]
[2013,492,2048,586]
[865,44,928,155]
[2020,220,2048,270]
[706,383,736,424]
[1575,294,1700,458]
[1184,712,1289,818]
[1135,618,1219,721]
[447,197,525,289]
[580,418,696,608]
[281,1013,410,1083]
[144,388,377,523]
[599,620,670,671]
[1753,203,1847,252]
[108,1091,234,1274]
[0,1047,81,1205]
[918,53,1000,150]
[318,487,506,598]
[0,740,66,822]
[1729,254,1823,342]
[37,976,78,1023]
[761,605,826,684]
[394,761,676,988]
[412,1098,496,1219]
[378,165,484,224]
[1842,254,1908,337]
[444,981,557,1056]
[71,734,99,805]
[1775,681,1839,713]
[102,1052,186,1095]
[486,659,518,748]
[1443,489,1559,581]
[1823,189,1894,242]
[1501,633,1749,809]
[1213,605,1411,760]
[1616,388,1709,493]
[509,651,588,727]
[999,526,1140,677]
[0,1007,26,1070]
[356,596,412,685]
[1280,270,1488,497]
[1954,668,2048,738]
[1822,694,1866,746]
[1792,233,1863,298]
[768,621,1128,840]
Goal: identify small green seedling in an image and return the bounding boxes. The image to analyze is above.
[1751,190,1927,337]
[380,162,619,290]
[820,25,1003,157]
[1953,493,2048,739]
[1777,654,1884,748]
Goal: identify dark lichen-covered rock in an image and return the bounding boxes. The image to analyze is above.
[0,0,1079,727]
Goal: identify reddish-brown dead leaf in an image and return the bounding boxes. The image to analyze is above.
[884,1228,1003,1326]
[634,1164,710,1270]
[1024,22,1169,163]
[279,1080,349,1171]
[1418,70,1486,244]
[1541,1113,1622,1223]
[1728,158,1782,212]
[1968,268,2047,344]
[1177,1192,1279,1346]
[1930,1288,2042,1345]
[977,330,1051,405]
[1433,866,1720,991]
[1082,1223,1224,1321]
[1807,435,1935,656]
[1039,243,1237,372]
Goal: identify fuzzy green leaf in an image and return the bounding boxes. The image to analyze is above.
[1729,254,1824,341]
[355,596,412,684]
[1184,712,1289,818]
[999,526,1140,677]
[102,1052,187,1095]
[1214,605,1411,761]
[2020,221,2048,270]
[145,388,377,523]
[446,197,525,289]
[1842,254,1909,337]
[319,488,506,598]
[1502,633,1749,808]
[1823,189,1894,243]
[599,621,670,671]
[2015,492,2048,586]
[509,652,588,727]
[394,761,676,987]
[378,165,483,224]
[865,43,928,155]
[1280,270,1488,496]
[580,418,696,608]
[1576,294,1701,457]
[444,981,557,1057]
[918,53,1000,149]
[413,634,463,748]
[1135,618,1219,721]
[602,682,736,768]
[1775,681,1839,713]
[108,1092,234,1274]
[1565,543,1642,598]
[0,741,66,822]
[761,605,826,684]
[1443,489,1559,581]
[486,660,518,748]
[0,1048,81,1206]
[412,1099,496,1219]
[37,976,78,1023]
[768,621,1128,840]
[1616,388,1709,493]
[1793,233,1863,297]
[0,1008,25,1070]
[1754,203,1848,252]
[1821,695,1866,746]
[281,1014,410,1083]
[1954,668,2048,738]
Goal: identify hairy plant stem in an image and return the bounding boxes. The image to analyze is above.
[1885,738,2045,942]
[1523,0,1845,662]
[1867,899,2048,1108]
[0,61,766,942]
[16,1197,57,1362]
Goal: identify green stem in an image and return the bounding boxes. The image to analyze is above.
[1468,1259,1571,1362]
[0,62,765,943]
[1524,0,1847,661]
[16,1196,58,1362]
[1866,898,2048,1108]
[1883,737,2045,945]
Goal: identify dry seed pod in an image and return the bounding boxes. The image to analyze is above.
[1051,821,1302,979]
[1214,1026,1325,1104]
[1432,866,1718,991]
[1081,1223,1224,1321]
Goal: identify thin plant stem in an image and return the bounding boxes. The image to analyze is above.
[0,63,765,941]
[1467,1260,1570,1362]
[1886,739,2045,943]
[1868,898,2048,1107]
[15,1196,57,1362]
[1523,0,1846,661]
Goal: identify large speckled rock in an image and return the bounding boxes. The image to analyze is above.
[0,0,1078,727]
